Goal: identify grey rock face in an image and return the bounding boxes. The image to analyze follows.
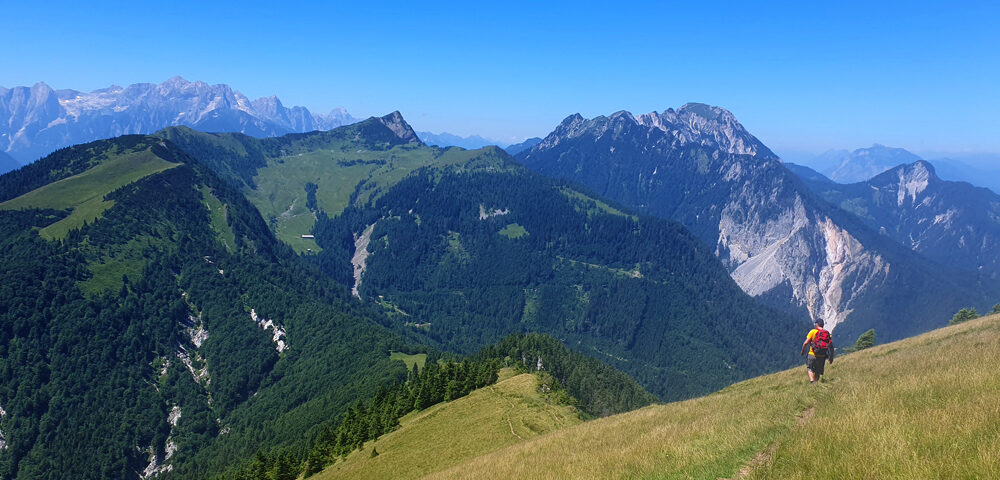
[0,77,356,163]
[518,104,984,338]
[795,159,1000,278]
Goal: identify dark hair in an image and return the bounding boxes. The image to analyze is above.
[814,318,825,327]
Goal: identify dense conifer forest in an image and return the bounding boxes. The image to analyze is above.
[310,165,803,402]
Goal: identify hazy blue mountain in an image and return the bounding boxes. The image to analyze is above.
[0,77,356,163]
[925,157,1000,194]
[416,131,506,149]
[822,144,921,183]
[0,151,17,174]
[793,160,1000,279]
[504,137,542,155]
[516,104,993,343]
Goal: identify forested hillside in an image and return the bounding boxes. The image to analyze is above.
[0,133,661,480]
[0,137,426,479]
[310,162,803,401]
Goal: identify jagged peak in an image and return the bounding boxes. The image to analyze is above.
[376,111,420,144]
[609,110,637,123]
[676,102,736,122]
[162,76,191,88]
[548,104,775,159]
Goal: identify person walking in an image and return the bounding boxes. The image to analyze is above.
[801,318,833,383]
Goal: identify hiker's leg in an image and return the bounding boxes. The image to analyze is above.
[807,369,816,382]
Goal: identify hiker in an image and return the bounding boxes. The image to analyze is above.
[800,318,834,383]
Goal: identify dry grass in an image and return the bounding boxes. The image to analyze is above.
[314,369,581,480]
[371,313,1000,480]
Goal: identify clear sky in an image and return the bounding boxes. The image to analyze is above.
[2,1,998,158]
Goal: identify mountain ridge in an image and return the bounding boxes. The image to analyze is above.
[517,105,990,340]
[0,77,356,163]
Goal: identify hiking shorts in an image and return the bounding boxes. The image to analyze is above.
[807,354,826,375]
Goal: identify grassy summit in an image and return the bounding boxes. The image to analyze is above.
[315,369,582,480]
[0,145,180,239]
[316,313,999,479]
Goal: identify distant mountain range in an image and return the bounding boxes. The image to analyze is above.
[416,131,506,149]
[795,145,1000,194]
[0,77,356,163]
[516,103,992,341]
[415,132,544,154]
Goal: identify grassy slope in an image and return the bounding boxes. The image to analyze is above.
[389,351,428,371]
[0,147,180,239]
[315,369,583,480]
[249,146,493,252]
[319,314,999,480]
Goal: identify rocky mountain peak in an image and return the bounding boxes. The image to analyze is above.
[537,104,776,161]
[609,110,637,123]
[376,111,420,143]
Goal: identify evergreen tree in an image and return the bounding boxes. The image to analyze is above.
[949,308,979,325]
[854,329,875,351]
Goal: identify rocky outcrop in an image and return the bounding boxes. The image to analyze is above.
[0,403,6,451]
[250,308,288,353]
[793,159,1000,278]
[376,111,421,144]
[139,405,180,478]
[0,77,356,162]
[351,223,377,298]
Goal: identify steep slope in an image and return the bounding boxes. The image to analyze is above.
[0,77,355,163]
[794,160,1000,279]
[516,104,990,341]
[311,158,803,401]
[0,136,421,479]
[414,312,1000,480]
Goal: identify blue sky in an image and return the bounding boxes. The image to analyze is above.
[3,1,998,159]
